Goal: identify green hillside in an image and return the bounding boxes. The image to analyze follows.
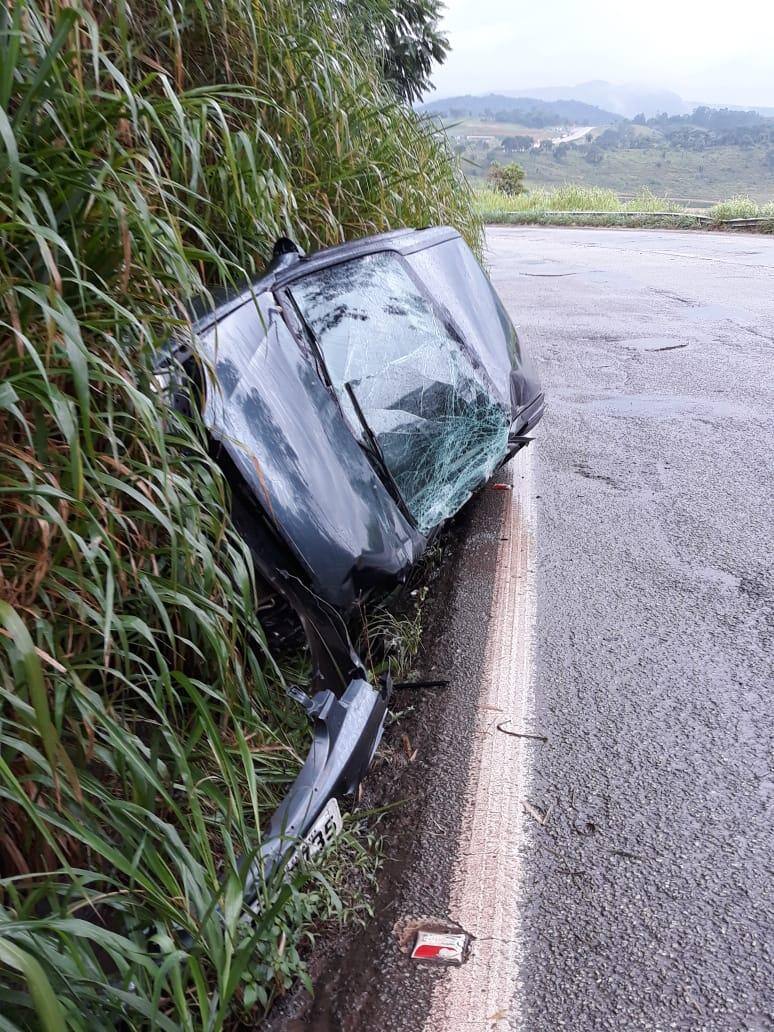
[446,106,774,204]
[499,145,774,205]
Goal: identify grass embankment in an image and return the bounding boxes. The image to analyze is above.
[0,0,476,1026]
[476,185,774,229]
[461,138,774,205]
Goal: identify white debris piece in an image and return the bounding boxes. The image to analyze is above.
[411,930,469,965]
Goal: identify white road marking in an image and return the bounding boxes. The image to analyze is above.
[425,446,538,1031]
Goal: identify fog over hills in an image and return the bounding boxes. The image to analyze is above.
[508,81,688,118]
[423,81,774,122]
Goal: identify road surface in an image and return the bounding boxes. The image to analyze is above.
[486,227,774,1032]
[282,227,774,1031]
[549,125,595,145]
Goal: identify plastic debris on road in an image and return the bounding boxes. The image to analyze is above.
[411,930,469,965]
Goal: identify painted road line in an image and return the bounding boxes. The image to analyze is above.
[425,445,538,1031]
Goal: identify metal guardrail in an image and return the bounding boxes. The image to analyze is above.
[493,211,774,228]
[719,217,774,227]
[519,210,712,220]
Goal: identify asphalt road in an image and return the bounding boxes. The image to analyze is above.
[490,227,773,1032]
[279,227,774,1031]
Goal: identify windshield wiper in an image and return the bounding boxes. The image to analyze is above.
[343,381,416,528]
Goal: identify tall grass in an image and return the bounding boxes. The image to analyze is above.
[476,183,681,215]
[475,184,618,215]
[0,0,476,1026]
[709,195,774,219]
[476,183,774,226]
[623,188,683,213]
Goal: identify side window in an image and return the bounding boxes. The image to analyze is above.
[202,295,273,408]
[200,294,276,462]
[290,252,508,533]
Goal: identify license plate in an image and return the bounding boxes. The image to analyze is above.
[286,797,342,872]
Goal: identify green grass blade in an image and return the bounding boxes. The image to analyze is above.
[0,939,66,1032]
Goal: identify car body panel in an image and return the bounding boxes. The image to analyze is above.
[201,295,424,609]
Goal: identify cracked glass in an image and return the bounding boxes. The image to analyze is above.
[290,252,509,533]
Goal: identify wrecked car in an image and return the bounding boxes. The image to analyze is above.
[162,226,544,886]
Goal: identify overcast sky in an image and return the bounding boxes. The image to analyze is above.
[429,0,774,107]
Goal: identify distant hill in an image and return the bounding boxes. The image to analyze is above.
[712,102,774,118]
[419,93,622,125]
[509,81,689,118]
[423,83,774,122]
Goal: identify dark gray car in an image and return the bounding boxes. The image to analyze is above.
[163,226,544,886]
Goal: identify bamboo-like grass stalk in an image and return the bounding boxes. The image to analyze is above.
[0,0,478,1025]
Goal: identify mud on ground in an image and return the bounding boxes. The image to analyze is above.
[265,478,512,1031]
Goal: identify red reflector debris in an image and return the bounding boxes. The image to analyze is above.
[410,930,468,965]
[492,482,512,491]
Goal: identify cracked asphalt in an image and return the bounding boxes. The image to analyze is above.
[277,227,773,1031]
[489,227,773,1032]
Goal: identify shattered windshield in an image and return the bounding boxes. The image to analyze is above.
[290,252,509,533]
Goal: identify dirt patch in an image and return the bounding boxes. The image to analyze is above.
[264,482,509,1030]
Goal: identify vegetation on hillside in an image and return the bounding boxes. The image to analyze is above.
[476,183,774,228]
[0,0,474,1026]
[442,103,774,203]
[487,162,526,195]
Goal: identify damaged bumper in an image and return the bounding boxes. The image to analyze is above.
[245,677,390,893]
[509,392,546,443]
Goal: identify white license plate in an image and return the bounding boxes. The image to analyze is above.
[286,797,342,872]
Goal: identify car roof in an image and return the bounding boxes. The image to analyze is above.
[192,226,460,334]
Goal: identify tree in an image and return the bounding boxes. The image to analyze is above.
[488,162,526,195]
[350,0,450,104]
[503,135,532,152]
[502,135,533,154]
[584,145,604,165]
[596,128,621,149]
